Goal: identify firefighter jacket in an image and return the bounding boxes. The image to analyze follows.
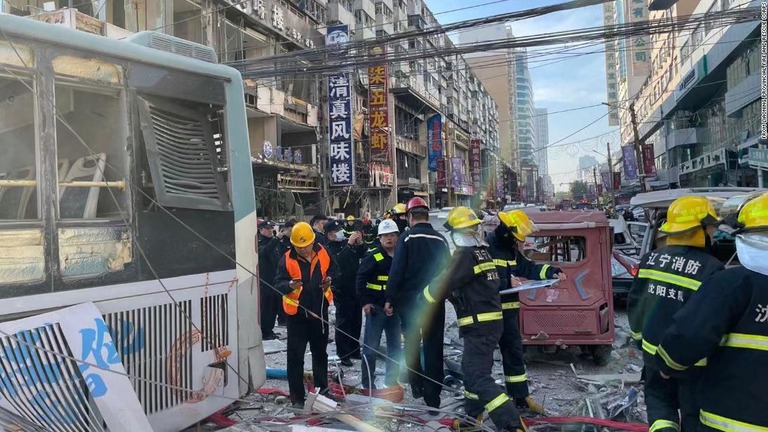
[429,245,503,336]
[386,222,450,307]
[325,240,366,299]
[656,266,768,430]
[356,247,392,308]
[628,245,723,359]
[275,243,341,318]
[487,226,562,311]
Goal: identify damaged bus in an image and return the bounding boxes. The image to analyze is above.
[0,13,264,431]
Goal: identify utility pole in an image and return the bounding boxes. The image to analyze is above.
[629,102,646,192]
[607,142,616,208]
[593,166,599,206]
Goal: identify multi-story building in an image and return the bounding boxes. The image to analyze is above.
[513,48,539,202]
[533,108,550,200]
[612,0,762,189]
[578,155,599,183]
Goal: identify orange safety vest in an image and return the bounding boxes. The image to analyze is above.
[282,246,333,315]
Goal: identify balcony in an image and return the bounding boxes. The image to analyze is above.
[354,0,376,19]
[354,26,376,40]
[666,127,701,150]
[375,15,394,35]
[407,14,426,30]
[328,1,354,25]
[375,0,394,11]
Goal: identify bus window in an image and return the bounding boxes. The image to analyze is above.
[54,83,130,220]
[0,76,38,221]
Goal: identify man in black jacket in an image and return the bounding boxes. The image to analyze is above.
[356,219,402,390]
[257,220,281,340]
[628,196,724,432]
[489,210,566,413]
[324,220,366,366]
[310,214,329,247]
[275,222,340,408]
[385,197,450,409]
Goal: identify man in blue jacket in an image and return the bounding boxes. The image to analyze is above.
[385,197,450,410]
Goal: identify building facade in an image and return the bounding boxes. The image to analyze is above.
[9,0,507,217]
[533,107,550,200]
[607,0,763,189]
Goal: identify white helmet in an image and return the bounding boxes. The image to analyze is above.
[378,219,399,236]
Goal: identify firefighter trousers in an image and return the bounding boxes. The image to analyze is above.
[286,315,330,404]
[643,352,701,432]
[398,298,445,409]
[499,308,529,400]
[463,325,522,430]
[335,295,362,360]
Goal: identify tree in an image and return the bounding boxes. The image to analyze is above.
[570,181,589,201]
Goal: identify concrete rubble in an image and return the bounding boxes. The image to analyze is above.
[187,306,647,431]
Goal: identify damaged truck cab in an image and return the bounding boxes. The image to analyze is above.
[0,14,263,432]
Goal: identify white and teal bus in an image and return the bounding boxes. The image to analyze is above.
[0,13,264,431]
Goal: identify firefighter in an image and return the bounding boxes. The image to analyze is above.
[356,219,402,390]
[656,193,768,431]
[488,210,566,413]
[343,215,357,238]
[275,222,340,408]
[628,196,724,432]
[390,203,408,233]
[436,207,527,432]
[324,220,366,366]
[384,197,450,409]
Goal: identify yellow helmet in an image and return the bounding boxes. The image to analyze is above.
[346,215,355,221]
[391,203,407,215]
[659,196,720,234]
[499,210,538,241]
[290,222,316,247]
[737,192,768,232]
[445,206,481,230]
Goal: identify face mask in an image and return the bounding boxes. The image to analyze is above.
[334,231,346,242]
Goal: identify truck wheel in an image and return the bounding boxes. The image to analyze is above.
[590,345,612,366]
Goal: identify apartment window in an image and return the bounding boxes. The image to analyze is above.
[680,40,691,64]
[704,1,721,34]
[355,10,363,24]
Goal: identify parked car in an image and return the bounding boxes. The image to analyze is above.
[612,250,639,295]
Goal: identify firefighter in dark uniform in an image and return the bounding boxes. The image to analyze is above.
[384,197,450,409]
[488,210,566,413]
[343,215,357,238]
[656,193,768,431]
[275,222,341,408]
[628,196,724,432]
[390,203,409,233]
[434,207,527,432]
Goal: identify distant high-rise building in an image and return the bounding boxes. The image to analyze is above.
[578,155,598,183]
[533,108,550,198]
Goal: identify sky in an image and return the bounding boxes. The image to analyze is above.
[423,0,622,191]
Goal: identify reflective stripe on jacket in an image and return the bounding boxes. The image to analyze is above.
[282,246,333,315]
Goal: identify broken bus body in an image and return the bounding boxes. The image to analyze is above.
[0,14,265,432]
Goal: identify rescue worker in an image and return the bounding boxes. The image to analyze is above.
[436,207,527,431]
[324,220,366,367]
[309,214,329,247]
[362,218,379,251]
[628,196,724,432]
[488,210,567,413]
[384,197,450,409]
[257,220,282,340]
[656,193,768,431]
[343,215,357,238]
[390,203,408,233]
[275,222,340,408]
[356,219,402,390]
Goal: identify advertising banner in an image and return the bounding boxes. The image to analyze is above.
[613,172,622,190]
[450,158,464,189]
[368,46,389,163]
[622,145,638,180]
[642,143,656,176]
[601,171,612,191]
[327,25,354,186]
[436,158,446,187]
[427,114,443,172]
[470,138,482,189]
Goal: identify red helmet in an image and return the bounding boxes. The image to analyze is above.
[406,197,429,213]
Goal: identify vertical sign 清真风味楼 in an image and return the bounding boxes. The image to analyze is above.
[368,47,390,163]
[327,25,354,186]
[427,114,443,172]
[470,137,481,190]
